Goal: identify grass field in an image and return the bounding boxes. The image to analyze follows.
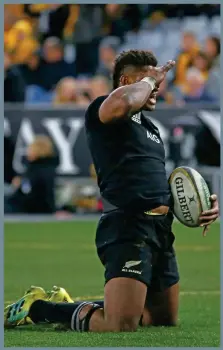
[4,220,220,347]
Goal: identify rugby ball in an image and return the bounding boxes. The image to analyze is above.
[169,167,211,227]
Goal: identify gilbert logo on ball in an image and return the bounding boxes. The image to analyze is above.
[169,167,211,227]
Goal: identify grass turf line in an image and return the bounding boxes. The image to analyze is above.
[4,221,220,347]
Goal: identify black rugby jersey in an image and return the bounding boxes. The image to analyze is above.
[85,95,171,212]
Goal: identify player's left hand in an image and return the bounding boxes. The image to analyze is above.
[199,194,219,236]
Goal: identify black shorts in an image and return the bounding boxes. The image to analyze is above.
[96,209,179,292]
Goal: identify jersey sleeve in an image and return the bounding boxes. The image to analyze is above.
[85,95,108,129]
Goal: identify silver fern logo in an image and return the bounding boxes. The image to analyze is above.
[123,261,142,269]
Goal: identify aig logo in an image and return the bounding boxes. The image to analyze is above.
[147,131,160,143]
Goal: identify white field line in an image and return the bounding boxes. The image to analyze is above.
[4,290,220,305]
[72,291,220,301]
[4,215,221,224]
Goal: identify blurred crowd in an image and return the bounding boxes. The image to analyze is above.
[4,134,101,215]
[4,4,220,106]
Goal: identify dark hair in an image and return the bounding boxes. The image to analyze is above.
[112,50,158,89]
[208,36,220,56]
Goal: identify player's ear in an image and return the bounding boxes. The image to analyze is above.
[119,75,125,86]
[119,75,129,86]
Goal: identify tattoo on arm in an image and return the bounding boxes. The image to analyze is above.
[99,81,153,123]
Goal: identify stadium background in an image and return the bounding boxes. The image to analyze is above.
[4,4,220,215]
[4,4,221,347]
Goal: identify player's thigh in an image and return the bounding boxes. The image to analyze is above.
[96,210,154,330]
[144,282,179,326]
[144,250,180,326]
[101,240,152,331]
[144,213,180,326]
[104,277,147,331]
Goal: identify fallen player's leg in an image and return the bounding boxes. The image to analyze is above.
[5,278,147,332]
[5,283,179,331]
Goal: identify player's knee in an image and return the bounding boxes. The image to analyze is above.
[118,317,138,332]
[107,316,138,332]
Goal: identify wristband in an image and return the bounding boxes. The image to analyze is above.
[141,77,157,91]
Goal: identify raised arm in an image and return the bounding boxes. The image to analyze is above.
[99,60,175,124]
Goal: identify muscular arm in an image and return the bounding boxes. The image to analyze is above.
[99,60,175,124]
[99,81,154,124]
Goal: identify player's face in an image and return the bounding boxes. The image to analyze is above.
[122,66,158,111]
[143,88,158,111]
[138,67,159,111]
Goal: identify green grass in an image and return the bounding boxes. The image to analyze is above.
[4,221,220,347]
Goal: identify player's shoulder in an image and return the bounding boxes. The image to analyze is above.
[86,95,108,116]
[85,95,109,127]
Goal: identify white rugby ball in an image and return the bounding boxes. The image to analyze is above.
[169,167,211,227]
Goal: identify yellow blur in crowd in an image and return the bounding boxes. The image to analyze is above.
[4,4,79,65]
[4,4,219,106]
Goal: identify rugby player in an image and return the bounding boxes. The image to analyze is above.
[5,50,219,332]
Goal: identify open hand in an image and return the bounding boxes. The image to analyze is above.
[147,60,176,86]
[199,194,219,236]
